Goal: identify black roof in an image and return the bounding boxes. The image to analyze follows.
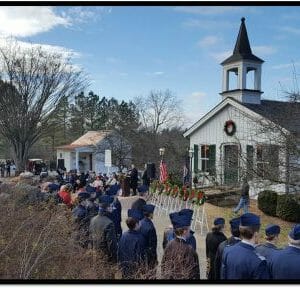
[242,100,300,134]
[221,17,264,65]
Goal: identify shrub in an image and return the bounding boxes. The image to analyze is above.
[258,190,278,216]
[276,194,300,222]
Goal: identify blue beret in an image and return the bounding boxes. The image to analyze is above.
[128,209,144,221]
[138,185,149,193]
[86,185,96,193]
[169,212,191,229]
[48,183,60,191]
[265,224,280,236]
[240,213,260,226]
[179,209,194,222]
[99,195,114,204]
[229,217,240,229]
[77,192,90,200]
[107,184,120,196]
[214,217,225,225]
[289,224,300,240]
[142,204,155,214]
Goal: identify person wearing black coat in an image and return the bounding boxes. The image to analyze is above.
[139,204,157,270]
[214,217,241,280]
[89,196,118,263]
[206,217,227,280]
[141,164,150,187]
[129,164,138,196]
[117,209,146,279]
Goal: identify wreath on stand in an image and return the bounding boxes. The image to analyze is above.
[224,120,236,136]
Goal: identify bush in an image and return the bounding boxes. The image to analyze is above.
[276,194,300,222]
[258,190,278,216]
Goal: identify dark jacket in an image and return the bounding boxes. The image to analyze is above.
[89,212,118,263]
[163,228,197,250]
[214,236,241,280]
[161,237,200,279]
[129,168,138,189]
[255,242,279,259]
[72,204,90,248]
[221,241,270,279]
[131,198,147,211]
[142,169,150,187]
[108,198,122,240]
[117,230,146,279]
[241,181,250,198]
[206,230,227,280]
[268,245,300,279]
[139,217,157,268]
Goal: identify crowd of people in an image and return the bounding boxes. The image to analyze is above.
[15,167,300,280]
[0,160,15,177]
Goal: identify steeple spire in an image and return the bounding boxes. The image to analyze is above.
[221,17,264,65]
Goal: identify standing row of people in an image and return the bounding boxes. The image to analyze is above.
[205,212,300,280]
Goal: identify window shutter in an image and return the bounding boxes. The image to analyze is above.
[208,145,216,176]
[194,144,198,173]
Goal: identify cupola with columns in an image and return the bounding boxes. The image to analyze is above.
[220,17,264,104]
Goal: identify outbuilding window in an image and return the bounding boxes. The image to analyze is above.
[200,144,216,176]
[256,144,279,181]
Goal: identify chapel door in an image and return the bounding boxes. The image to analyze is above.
[224,145,239,185]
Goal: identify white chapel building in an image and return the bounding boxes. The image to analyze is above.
[183,18,300,196]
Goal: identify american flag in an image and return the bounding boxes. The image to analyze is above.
[159,160,168,183]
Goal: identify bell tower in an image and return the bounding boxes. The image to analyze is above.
[220,17,264,104]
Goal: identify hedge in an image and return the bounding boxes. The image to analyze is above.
[276,194,300,223]
[257,190,278,216]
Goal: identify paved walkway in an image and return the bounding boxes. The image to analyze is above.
[118,195,207,279]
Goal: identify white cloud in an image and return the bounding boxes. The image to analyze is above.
[210,50,232,63]
[252,45,276,56]
[0,6,112,38]
[183,19,233,29]
[153,71,164,75]
[0,37,80,59]
[174,6,243,15]
[62,7,112,25]
[280,26,300,35]
[0,7,69,37]
[198,36,220,48]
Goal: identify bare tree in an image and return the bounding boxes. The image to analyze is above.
[135,89,184,134]
[0,39,88,173]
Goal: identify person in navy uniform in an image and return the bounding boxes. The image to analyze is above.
[89,195,118,263]
[106,184,122,241]
[139,204,158,270]
[161,211,200,279]
[72,192,90,248]
[118,209,146,279]
[214,217,241,280]
[206,217,227,280]
[255,224,281,259]
[221,212,270,280]
[162,209,197,251]
[268,224,300,279]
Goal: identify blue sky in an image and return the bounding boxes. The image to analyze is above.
[1,5,300,127]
